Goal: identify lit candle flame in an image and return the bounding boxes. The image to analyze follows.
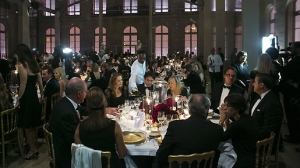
[146,98,150,105]
[175,96,179,102]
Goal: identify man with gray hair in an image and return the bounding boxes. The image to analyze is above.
[155,94,223,168]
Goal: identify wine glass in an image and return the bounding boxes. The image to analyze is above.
[157,112,165,131]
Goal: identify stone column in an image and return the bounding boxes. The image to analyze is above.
[242,0,260,70]
[275,0,287,49]
[20,0,30,46]
[55,11,61,46]
[99,0,103,48]
[203,0,212,63]
[216,0,225,52]
[149,0,153,61]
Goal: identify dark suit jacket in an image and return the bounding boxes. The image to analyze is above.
[250,91,283,153]
[105,68,117,83]
[210,82,244,113]
[0,59,10,83]
[44,78,60,121]
[183,71,205,94]
[49,97,81,168]
[137,83,153,96]
[156,115,223,168]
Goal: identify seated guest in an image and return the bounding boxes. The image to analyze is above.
[137,71,156,96]
[104,73,125,107]
[74,87,127,168]
[210,66,244,114]
[183,64,205,94]
[219,94,260,168]
[41,66,60,121]
[155,94,223,168]
[53,67,68,99]
[105,62,117,85]
[85,63,101,83]
[0,74,13,112]
[149,60,160,77]
[167,75,188,97]
[118,58,130,73]
[82,60,93,72]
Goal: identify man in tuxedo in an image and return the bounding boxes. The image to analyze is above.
[105,62,117,83]
[41,66,60,121]
[137,71,156,96]
[184,64,205,94]
[210,66,244,113]
[250,73,283,153]
[155,94,223,168]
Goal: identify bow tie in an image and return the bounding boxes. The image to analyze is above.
[223,85,232,89]
[145,87,151,90]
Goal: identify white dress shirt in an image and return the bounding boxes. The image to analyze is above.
[66,96,80,119]
[251,90,271,116]
[207,54,223,73]
[128,60,146,93]
[218,86,230,108]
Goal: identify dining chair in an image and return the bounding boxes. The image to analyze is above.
[51,92,60,111]
[168,151,215,168]
[35,99,47,146]
[255,132,275,168]
[0,108,24,168]
[43,123,55,168]
[270,128,282,168]
[101,151,111,168]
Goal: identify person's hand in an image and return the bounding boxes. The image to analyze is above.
[14,99,20,108]
[218,103,227,126]
[106,107,120,116]
[180,96,187,102]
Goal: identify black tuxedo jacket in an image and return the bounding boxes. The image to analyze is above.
[250,91,283,153]
[49,97,81,168]
[183,71,205,94]
[210,82,244,112]
[44,78,60,121]
[156,115,223,168]
[0,59,10,83]
[137,83,153,95]
[105,68,117,83]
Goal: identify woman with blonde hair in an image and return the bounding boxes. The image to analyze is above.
[53,67,68,98]
[104,73,125,107]
[74,87,127,167]
[248,53,279,102]
[167,75,188,97]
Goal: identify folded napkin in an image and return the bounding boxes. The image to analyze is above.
[134,112,145,129]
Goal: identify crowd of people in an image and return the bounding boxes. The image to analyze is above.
[0,42,299,168]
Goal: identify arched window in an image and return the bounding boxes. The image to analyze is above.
[155,0,168,13]
[124,0,138,14]
[45,0,55,16]
[70,27,80,53]
[185,25,197,54]
[235,26,242,52]
[0,23,6,58]
[93,0,106,14]
[95,27,106,53]
[123,26,137,54]
[270,7,276,34]
[155,25,168,57]
[68,0,80,15]
[295,0,300,41]
[45,28,55,54]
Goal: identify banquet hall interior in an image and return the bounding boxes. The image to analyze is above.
[0,0,300,168]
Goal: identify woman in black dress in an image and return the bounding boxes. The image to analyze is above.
[15,44,44,159]
[104,73,125,107]
[219,94,260,168]
[74,87,127,168]
[232,51,250,92]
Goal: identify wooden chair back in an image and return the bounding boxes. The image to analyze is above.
[101,151,111,168]
[256,132,275,168]
[51,92,60,111]
[168,151,215,168]
[43,123,55,168]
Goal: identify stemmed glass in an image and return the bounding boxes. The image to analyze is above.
[145,114,153,129]
[157,112,165,131]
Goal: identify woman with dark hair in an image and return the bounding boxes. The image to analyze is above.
[219,94,260,168]
[232,51,250,91]
[15,44,44,159]
[104,73,125,107]
[74,87,127,168]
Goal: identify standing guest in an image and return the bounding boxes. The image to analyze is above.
[210,67,244,114]
[104,73,125,107]
[219,94,260,168]
[183,64,205,94]
[232,51,250,92]
[155,94,223,168]
[41,66,60,121]
[167,76,188,97]
[128,50,146,93]
[230,48,238,65]
[250,73,283,153]
[15,44,44,160]
[217,47,225,79]
[207,47,223,93]
[137,71,156,96]
[74,87,127,168]
[53,67,68,99]
[82,60,93,73]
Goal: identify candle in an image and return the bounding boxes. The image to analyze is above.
[146,98,150,114]
[175,96,179,110]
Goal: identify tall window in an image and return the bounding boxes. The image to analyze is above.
[93,0,106,14]
[123,26,137,54]
[68,0,80,15]
[211,0,216,11]
[185,25,197,54]
[45,28,55,54]
[155,26,168,57]
[295,0,300,41]
[185,1,197,12]
[70,27,80,53]
[124,0,138,14]
[155,0,168,12]
[95,27,106,53]
[0,23,6,58]
[213,27,216,48]
[235,26,242,52]
[270,8,276,34]
[45,0,55,16]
